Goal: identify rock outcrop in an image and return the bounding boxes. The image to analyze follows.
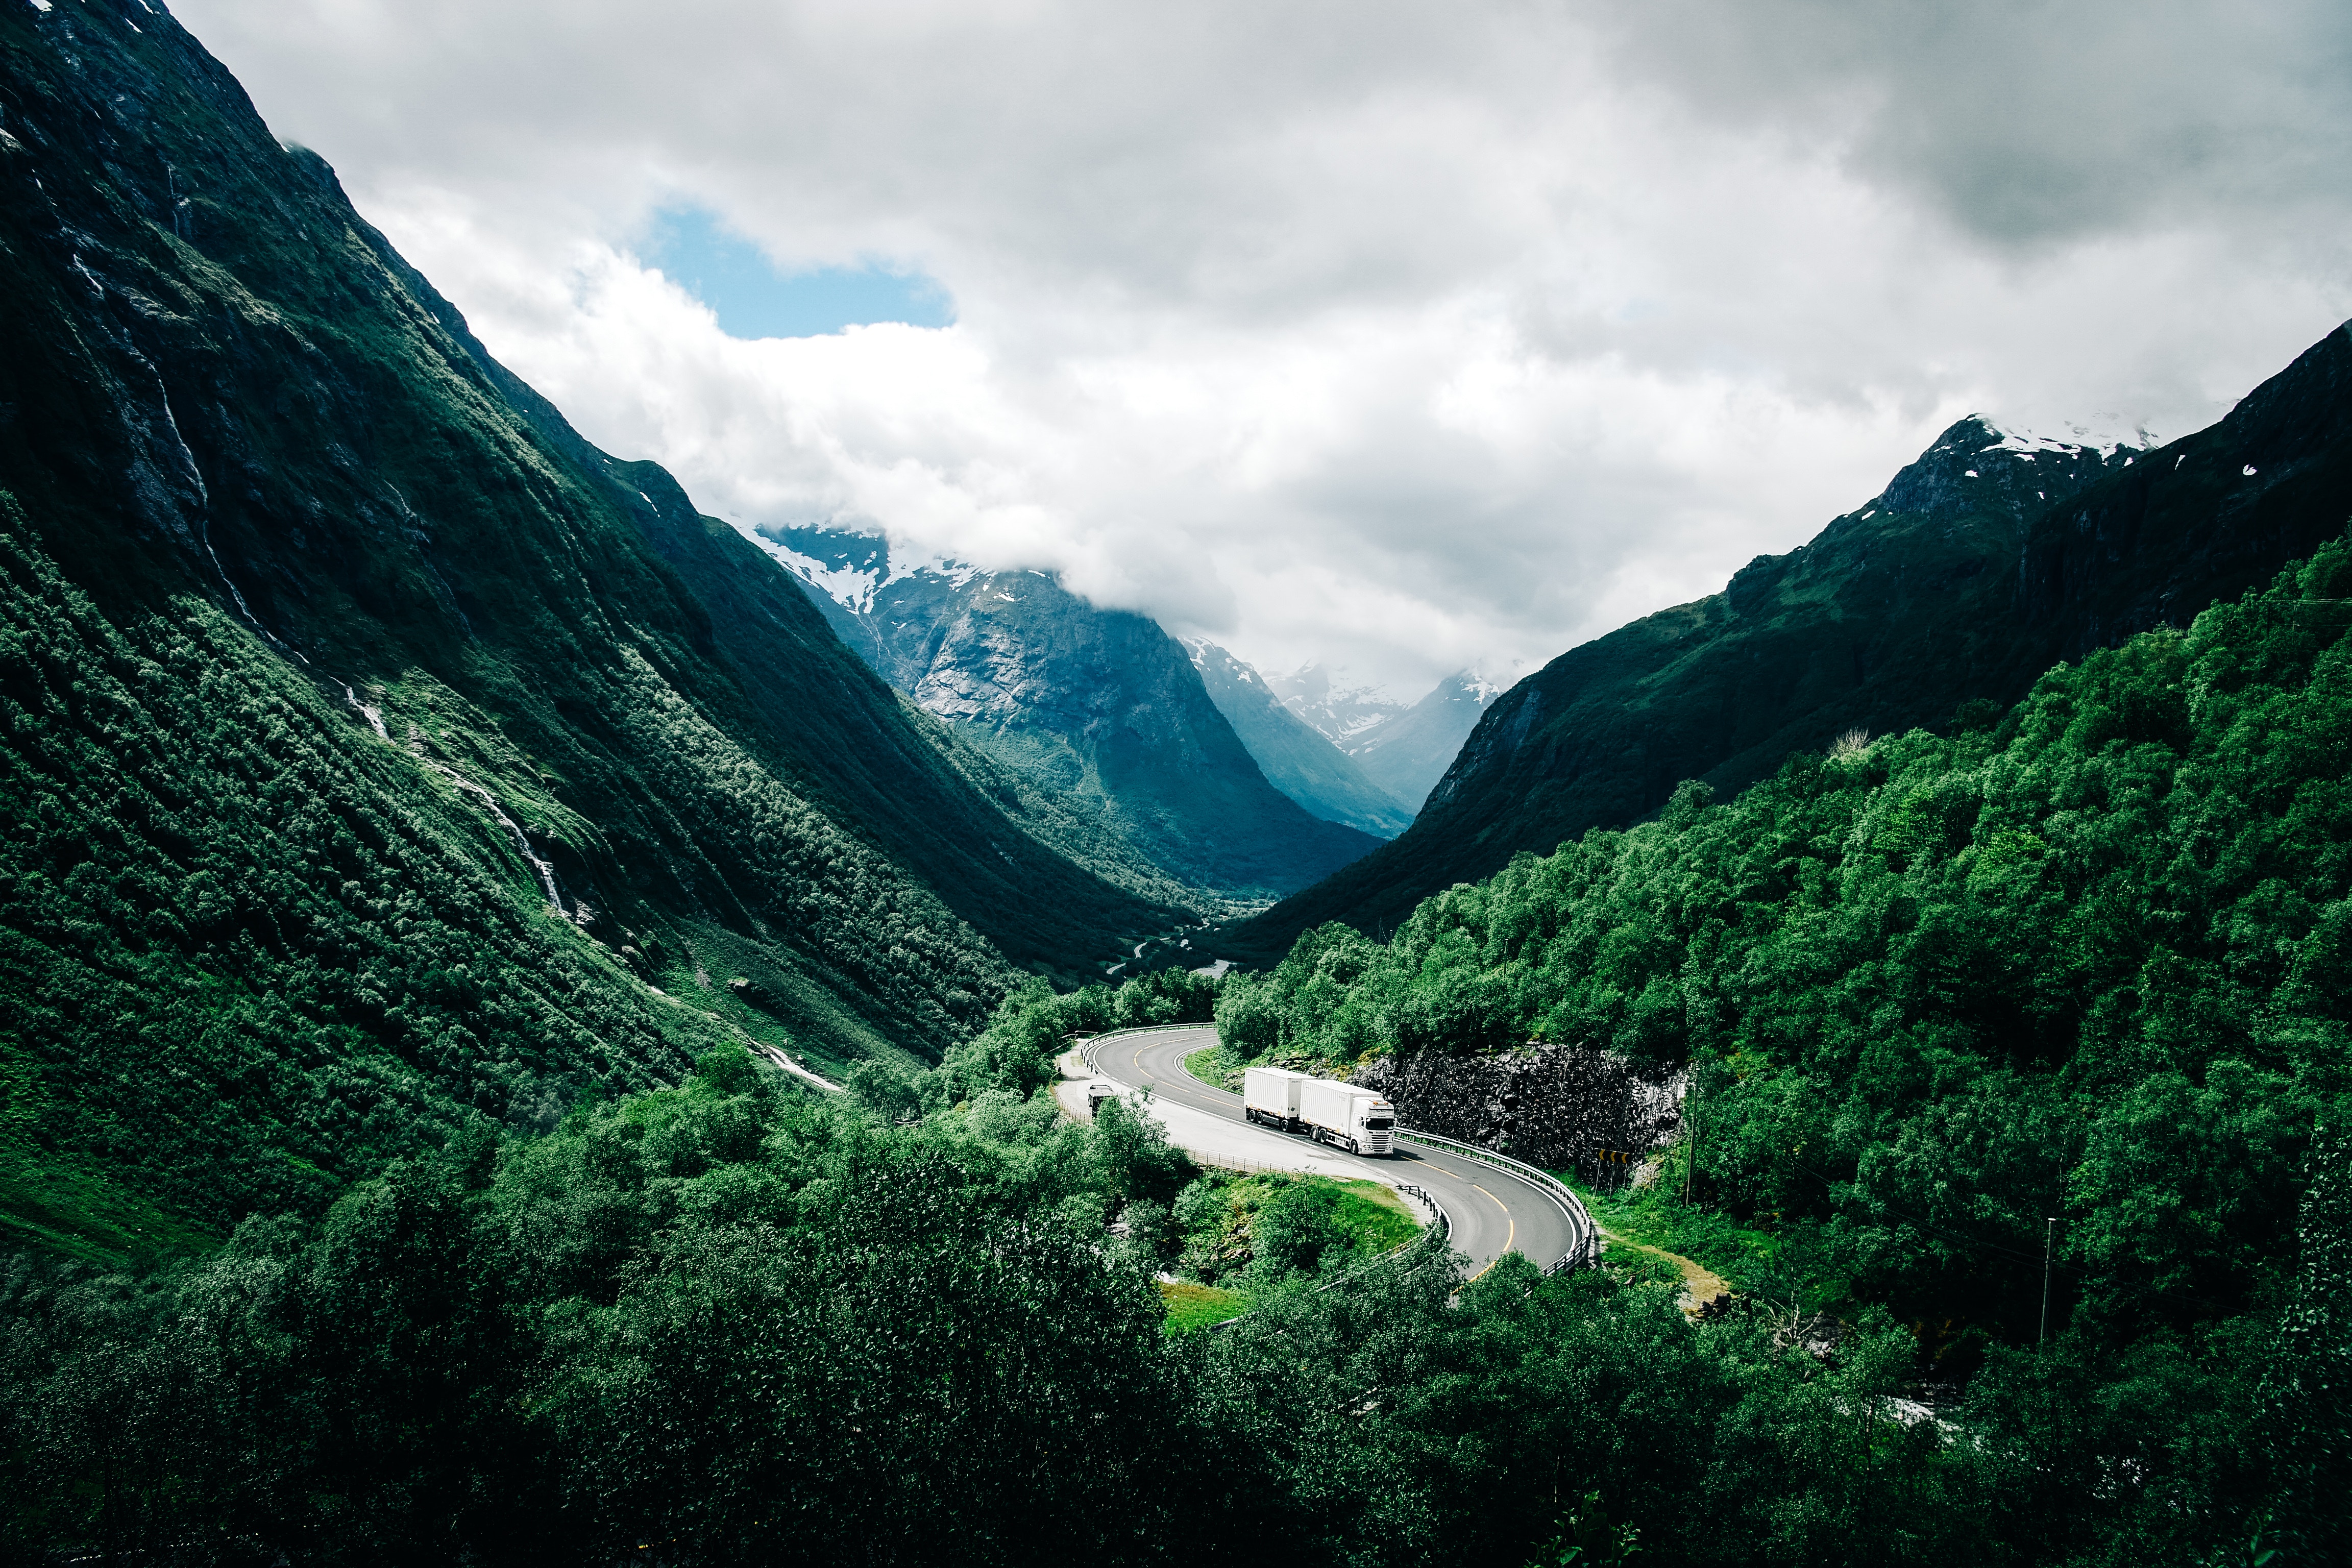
[1351,1045,1683,1170]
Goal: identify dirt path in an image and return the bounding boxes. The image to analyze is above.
[1598,1228,1731,1312]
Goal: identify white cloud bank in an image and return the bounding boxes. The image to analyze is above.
[174,0,2352,697]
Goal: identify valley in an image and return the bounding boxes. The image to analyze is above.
[0,2,2345,1565]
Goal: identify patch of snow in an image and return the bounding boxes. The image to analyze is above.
[636,491,652,506]
[738,529,886,612]
[875,552,979,591]
[2243,464,2258,476]
[994,592,1015,602]
[1979,412,2162,459]
[1860,509,1875,520]
[1964,470,1979,479]
[28,0,53,13]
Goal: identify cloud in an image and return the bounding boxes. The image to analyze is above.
[1592,0,2352,245]
[172,0,2352,696]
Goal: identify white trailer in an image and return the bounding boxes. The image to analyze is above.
[1297,1079,1396,1156]
[1243,1066,1311,1130]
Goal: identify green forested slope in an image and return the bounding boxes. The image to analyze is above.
[1235,330,2352,958]
[1220,530,2352,1395]
[0,0,1180,1255]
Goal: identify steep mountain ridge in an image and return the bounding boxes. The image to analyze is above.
[761,525,1385,899]
[0,0,1183,1252]
[1181,638,1413,837]
[1231,341,2352,956]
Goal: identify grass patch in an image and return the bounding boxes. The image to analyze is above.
[0,1142,218,1267]
[1158,1279,1249,1332]
[1182,1041,1245,1092]
[1171,1170,1425,1300]
[1328,1178,1422,1254]
[1565,1168,1780,1293]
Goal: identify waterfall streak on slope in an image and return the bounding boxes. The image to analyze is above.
[349,693,567,914]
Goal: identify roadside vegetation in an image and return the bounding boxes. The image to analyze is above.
[1182,1038,1250,1091]
[1569,1165,1780,1297]
[23,1027,2334,1567]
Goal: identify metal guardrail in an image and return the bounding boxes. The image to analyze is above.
[1391,1126,1600,1275]
[1077,1027,1600,1277]
[1202,1187,1454,1332]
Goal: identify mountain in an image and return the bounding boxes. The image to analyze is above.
[1261,660,1497,808]
[756,525,1385,900]
[1180,639,1414,837]
[1228,326,2352,957]
[0,0,1194,1253]
[1264,663,1405,748]
[1349,670,1501,809]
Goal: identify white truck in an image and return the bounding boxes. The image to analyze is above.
[1243,1066,1310,1131]
[1298,1079,1396,1156]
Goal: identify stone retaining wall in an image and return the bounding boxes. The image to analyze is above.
[1350,1045,1683,1170]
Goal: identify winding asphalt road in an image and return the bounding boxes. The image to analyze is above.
[1084,1025,1585,1282]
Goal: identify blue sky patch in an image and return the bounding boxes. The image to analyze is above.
[640,207,953,339]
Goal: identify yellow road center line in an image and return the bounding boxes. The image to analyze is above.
[1464,1183,1516,1282]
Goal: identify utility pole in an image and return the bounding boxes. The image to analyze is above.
[1683,1081,1698,1204]
[2039,1217,2057,1347]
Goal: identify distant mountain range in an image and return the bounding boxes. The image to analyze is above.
[755,527,1384,900]
[1181,640,1415,838]
[1227,324,2352,959]
[1265,661,1500,809]
[1263,665,1405,748]
[1346,671,1503,809]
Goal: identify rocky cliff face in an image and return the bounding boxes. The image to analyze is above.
[1232,353,2352,961]
[761,526,1384,900]
[1351,1045,1682,1170]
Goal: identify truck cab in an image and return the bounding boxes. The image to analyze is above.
[1297,1079,1396,1156]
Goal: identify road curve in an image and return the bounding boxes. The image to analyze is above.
[1085,1025,1584,1282]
